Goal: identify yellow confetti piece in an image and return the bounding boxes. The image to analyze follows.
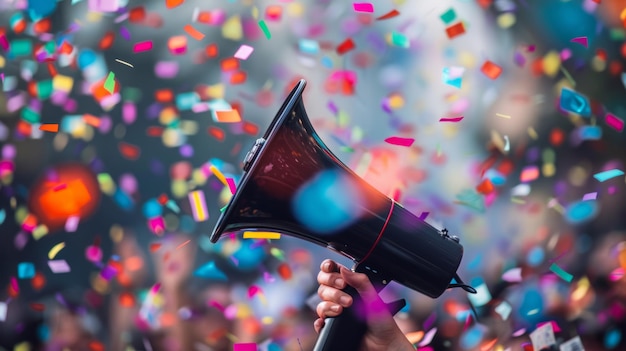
[222,15,243,41]
[52,75,74,93]
[528,127,538,140]
[510,197,526,204]
[115,58,134,68]
[571,277,590,301]
[48,242,66,259]
[209,165,228,186]
[496,113,511,119]
[14,341,31,351]
[542,51,561,77]
[243,231,281,240]
[261,316,273,325]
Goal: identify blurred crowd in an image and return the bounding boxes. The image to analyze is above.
[1,0,626,350]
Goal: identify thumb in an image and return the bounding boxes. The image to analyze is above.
[339,266,379,303]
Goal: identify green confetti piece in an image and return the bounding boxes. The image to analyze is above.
[440,8,457,24]
[37,79,53,100]
[609,29,625,41]
[10,39,33,57]
[258,20,271,39]
[122,87,142,102]
[104,71,116,93]
[340,146,355,153]
[549,263,573,282]
[391,31,409,48]
[220,205,227,212]
[21,107,40,123]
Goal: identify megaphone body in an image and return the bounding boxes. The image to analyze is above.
[210,80,474,350]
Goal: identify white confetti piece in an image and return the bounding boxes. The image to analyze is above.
[234,44,254,60]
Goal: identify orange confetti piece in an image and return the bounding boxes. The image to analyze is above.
[165,0,184,9]
[149,243,162,252]
[118,142,140,160]
[220,57,239,71]
[336,38,355,55]
[176,239,191,250]
[208,126,225,141]
[230,71,247,84]
[184,24,205,40]
[99,31,115,50]
[277,262,292,280]
[83,114,101,128]
[206,43,218,57]
[119,292,135,307]
[31,272,46,290]
[39,124,59,133]
[376,9,400,20]
[155,89,174,103]
[476,179,495,194]
[88,341,105,351]
[265,5,282,21]
[242,121,259,136]
[215,109,242,123]
[168,35,187,55]
[481,60,502,79]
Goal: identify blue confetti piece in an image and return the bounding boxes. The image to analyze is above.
[605,328,621,349]
[579,125,601,140]
[565,200,598,224]
[0,209,5,226]
[460,326,484,350]
[299,39,320,55]
[113,188,135,211]
[142,198,163,218]
[455,189,486,213]
[527,246,544,267]
[593,169,624,182]
[27,0,57,21]
[194,261,227,280]
[175,92,200,111]
[18,262,35,279]
[560,88,591,117]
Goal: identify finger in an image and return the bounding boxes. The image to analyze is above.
[339,266,379,303]
[317,270,346,290]
[316,300,343,319]
[314,318,325,334]
[317,285,352,307]
[320,259,342,273]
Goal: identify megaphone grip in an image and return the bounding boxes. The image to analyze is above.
[313,285,367,351]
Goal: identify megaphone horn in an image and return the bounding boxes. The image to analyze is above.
[209,79,475,350]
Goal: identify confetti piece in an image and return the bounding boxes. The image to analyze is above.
[390,31,409,48]
[168,36,187,55]
[184,24,205,40]
[0,301,6,322]
[265,5,282,21]
[570,36,588,48]
[39,124,59,132]
[376,9,399,20]
[494,301,512,320]
[446,22,466,39]
[384,136,414,147]
[243,231,281,240]
[418,328,438,347]
[495,113,511,119]
[530,323,557,351]
[133,41,153,53]
[258,20,271,39]
[467,277,492,307]
[234,44,254,60]
[439,116,464,122]
[353,2,374,12]
[336,38,355,55]
[176,239,191,250]
[226,177,237,194]
[549,263,573,282]
[166,0,184,9]
[440,8,457,24]
[48,259,71,273]
[560,336,585,351]
[481,60,502,79]
[560,88,591,116]
[104,71,116,93]
[582,192,597,201]
[65,216,80,232]
[605,113,624,132]
[520,165,540,182]
[565,200,598,224]
[215,109,241,123]
[233,343,257,351]
[188,190,209,222]
[593,169,624,182]
[209,165,228,186]
[194,261,227,280]
[118,142,140,160]
[114,58,133,68]
[18,262,35,279]
[48,242,65,259]
[442,66,464,88]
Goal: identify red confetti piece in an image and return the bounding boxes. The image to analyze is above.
[133,41,153,53]
[39,124,59,132]
[376,9,399,20]
[99,31,115,50]
[445,22,466,39]
[208,126,225,141]
[439,116,464,122]
[277,263,292,280]
[30,302,45,312]
[149,243,162,252]
[265,5,282,21]
[129,6,146,22]
[242,121,259,136]
[605,113,624,132]
[336,38,355,55]
[118,142,140,160]
[476,179,495,194]
[206,43,218,57]
[481,60,503,79]
[220,57,239,71]
[157,194,169,205]
[230,70,247,84]
[384,136,415,147]
[184,24,205,40]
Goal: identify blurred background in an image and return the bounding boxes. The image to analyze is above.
[1,0,626,350]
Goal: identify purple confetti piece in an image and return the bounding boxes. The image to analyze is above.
[48,260,71,273]
[582,192,597,201]
[119,26,131,40]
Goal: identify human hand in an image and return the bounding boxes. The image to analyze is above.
[314,259,415,351]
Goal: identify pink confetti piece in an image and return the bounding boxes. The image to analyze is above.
[439,116,464,122]
[64,216,80,232]
[417,328,437,347]
[605,113,624,132]
[520,165,540,183]
[151,283,161,293]
[537,321,561,333]
[353,2,374,12]
[570,36,588,48]
[48,259,71,273]
[248,285,262,298]
[234,44,254,60]
[582,192,597,201]
[233,343,257,351]
[133,41,153,53]
[226,177,237,195]
[384,136,415,147]
[10,277,18,293]
[188,190,209,222]
[512,328,526,337]
[502,267,522,282]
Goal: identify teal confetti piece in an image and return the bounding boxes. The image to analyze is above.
[18,262,35,279]
[440,8,457,24]
[593,169,624,182]
[299,39,319,55]
[560,88,591,117]
[549,263,573,282]
[220,205,227,212]
[194,261,227,280]
[10,39,33,57]
[104,71,115,93]
[258,20,271,39]
[37,80,53,100]
[21,107,40,124]
[579,125,602,140]
[0,209,5,225]
[390,31,409,48]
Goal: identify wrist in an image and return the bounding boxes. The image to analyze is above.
[389,332,416,351]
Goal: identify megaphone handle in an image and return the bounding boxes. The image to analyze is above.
[312,284,367,351]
